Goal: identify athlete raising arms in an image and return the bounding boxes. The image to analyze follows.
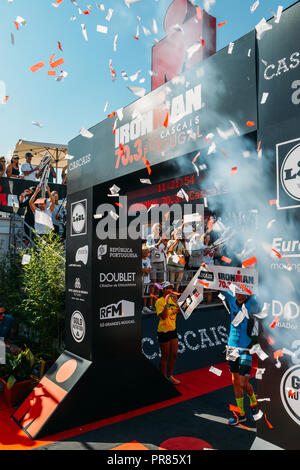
[222,291,260,425]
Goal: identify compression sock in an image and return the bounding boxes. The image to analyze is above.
[247,392,257,407]
[235,397,245,416]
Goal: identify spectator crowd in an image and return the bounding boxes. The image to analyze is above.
[0,152,67,239]
[0,151,67,185]
[141,216,228,314]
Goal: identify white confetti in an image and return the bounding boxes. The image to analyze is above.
[255,18,272,40]
[127,86,146,97]
[32,121,43,128]
[152,18,158,34]
[140,179,152,184]
[255,368,265,380]
[106,8,113,21]
[79,127,93,138]
[110,210,119,220]
[274,5,283,23]
[56,71,68,82]
[228,42,234,55]
[209,366,222,376]
[81,24,88,41]
[249,344,268,361]
[252,409,263,421]
[187,41,203,59]
[113,34,118,51]
[124,0,141,7]
[253,302,270,319]
[96,24,108,34]
[260,92,269,104]
[22,254,31,265]
[130,70,142,82]
[250,1,259,13]
[142,26,151,36]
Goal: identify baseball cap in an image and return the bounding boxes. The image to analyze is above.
[161,281,174,290]
[35,198,46,205]
[25,152,33,158]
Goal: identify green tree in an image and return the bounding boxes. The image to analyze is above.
[21,233,66,360]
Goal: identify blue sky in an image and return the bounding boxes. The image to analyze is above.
[0,0,296,157]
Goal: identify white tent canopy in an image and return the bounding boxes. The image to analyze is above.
[13,139,68,171]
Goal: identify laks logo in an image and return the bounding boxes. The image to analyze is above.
[276,138,300,210]
[99,300,135,319]
[280,365,300,426]
[71,199,87,236]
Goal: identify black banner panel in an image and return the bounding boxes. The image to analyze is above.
[65,188,94,361]
[0,177,66,210]
[255,1,300,450]
[68,31,256,195]
[142,306,230,374]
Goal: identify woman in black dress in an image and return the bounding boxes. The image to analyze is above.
[6,156,23,178]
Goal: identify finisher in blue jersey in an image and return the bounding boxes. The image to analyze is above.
[223,291,260,425]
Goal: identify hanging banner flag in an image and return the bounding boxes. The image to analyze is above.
[195,265,258,295]
[178,267,204,319]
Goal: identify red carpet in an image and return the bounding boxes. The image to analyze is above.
[0,361,256,450]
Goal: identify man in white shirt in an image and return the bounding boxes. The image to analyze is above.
[29,184,55,235]
[21,152,40,181]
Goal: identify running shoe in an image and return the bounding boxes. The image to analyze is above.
[227,413,247,426]
[142,306,153,314]
[168,375,181,385]
[248,404,259,423]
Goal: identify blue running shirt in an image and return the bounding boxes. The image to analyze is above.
[223,292,260,349]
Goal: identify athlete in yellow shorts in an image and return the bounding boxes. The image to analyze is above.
[155,281,181,385]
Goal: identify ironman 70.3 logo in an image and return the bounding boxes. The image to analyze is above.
[280,365,300,426]
[276,138,300,210]
[71,199,87,236]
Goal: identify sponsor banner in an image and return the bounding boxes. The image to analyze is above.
[142,306,230,374]
[178,267,203,319]
[92,192,142,358]
[256,1,300,450]
[65,188,93,360]
[257,2,300,131]
[97,244,138,261]
[195,265,258,295]
[68,31,256,195]
[0,177,66,210]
